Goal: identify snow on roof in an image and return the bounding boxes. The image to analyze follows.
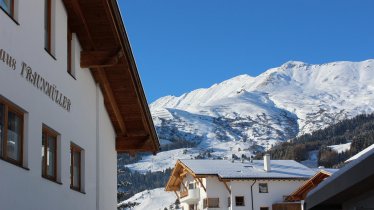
[309,167,339,174]
[345,144,374,162]
[180,159,316,179]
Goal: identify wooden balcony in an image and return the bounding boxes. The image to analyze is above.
[180,190,188,198]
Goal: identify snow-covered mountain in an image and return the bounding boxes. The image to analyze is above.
[127,60,374,172]
[121,60,374,209]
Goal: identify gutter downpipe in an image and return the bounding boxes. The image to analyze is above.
[251,179,257,210]
[95,84,100,210]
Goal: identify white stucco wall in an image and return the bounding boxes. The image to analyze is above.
[205,177,230,210]
[246,180,304,210]
[0,1,117,209]
[97,84,117,210]
[179,175,305,210]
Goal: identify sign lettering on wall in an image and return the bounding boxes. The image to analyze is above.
[0,48,72,112]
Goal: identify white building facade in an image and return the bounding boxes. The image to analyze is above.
[166,156,316,210]
[0,1,159,210]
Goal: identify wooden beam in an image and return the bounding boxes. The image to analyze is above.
[96,70,127,135]
[195,178,206,192]
[174,191,180,199]
[65,0,128,136]
[182,183,188,191]
[116,135,149,142]
[180,169,188,178]
[222,181,231,195]
[116,139,151,151]
[65,0,130,136]
[104,0,159,152]
[66,0,95,49]
[167,186,179,191]
[116,145,155,153]
[80,50,127,68]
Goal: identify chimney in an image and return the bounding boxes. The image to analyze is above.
[264,154,271,172]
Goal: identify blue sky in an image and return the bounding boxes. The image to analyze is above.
[119,0,374,103]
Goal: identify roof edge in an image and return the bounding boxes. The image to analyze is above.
[107,0,160,153]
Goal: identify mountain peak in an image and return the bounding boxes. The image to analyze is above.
[280,61,308,69]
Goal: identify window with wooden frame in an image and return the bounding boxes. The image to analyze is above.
[203,198,219,208]
[259,183,269,193]
[188,204,196,210]
[0,99,23,166]
[70,143,83,192]
[41,126,58,182]
[44,0,53,55]
[0,0,14,17]
[235,196,245,206]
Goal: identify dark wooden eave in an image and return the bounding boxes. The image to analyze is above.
[62,0,159,153]
[285,170,332,202]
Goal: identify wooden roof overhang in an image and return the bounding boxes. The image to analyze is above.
[285,170,332,202]
[62,0,159,154]
[165,160,199,192]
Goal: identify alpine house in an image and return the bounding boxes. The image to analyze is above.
[165,155,316,210]
[0,0,159,210]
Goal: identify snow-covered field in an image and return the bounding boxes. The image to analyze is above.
[328,142,351,153]
[126,149,194,173]
[126,140,257,172]
[118,188,177,210]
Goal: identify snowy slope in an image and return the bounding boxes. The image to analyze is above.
[328,142,351,153]
[118,188,177,210]
[152,59,374,136]
[126,59,374,173]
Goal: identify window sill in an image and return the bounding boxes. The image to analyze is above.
[0,7,19,25]
[0,157,29,171]
[42,175,62,185]
[44,48,57,60]
[70,187,86,195]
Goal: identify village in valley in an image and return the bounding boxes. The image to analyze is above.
[0,1,374,210]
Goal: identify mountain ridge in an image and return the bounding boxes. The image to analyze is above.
[118,59,374,208]
[150,59,374,138]
[126,59,374,173]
